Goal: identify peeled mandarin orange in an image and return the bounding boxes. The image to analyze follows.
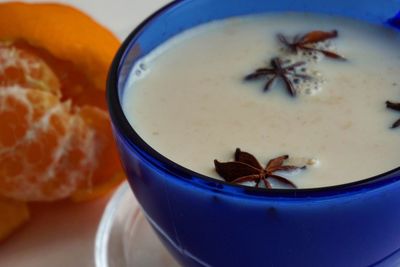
[0,198,29,241]
[0,3,123,202]
[1,86,92,201]
[0,42,60,97]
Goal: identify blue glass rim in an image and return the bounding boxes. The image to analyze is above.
[107,0,400,199]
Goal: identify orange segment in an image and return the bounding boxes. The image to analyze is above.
[0,86,78,201]
[0,198,29,241]
[0,2,120,91]
[0,86,121,201]
[77,106,122,185]
[0,42,60,96]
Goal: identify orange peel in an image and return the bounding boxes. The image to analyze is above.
[0,2,120,90]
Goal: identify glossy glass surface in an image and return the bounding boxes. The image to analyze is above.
[95,182,178,267]
[107,0,400,266]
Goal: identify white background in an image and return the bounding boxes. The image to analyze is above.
[0,1,168,266]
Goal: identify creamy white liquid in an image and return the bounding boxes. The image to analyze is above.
[123,13,400,188]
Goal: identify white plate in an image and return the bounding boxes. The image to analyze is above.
[95,182,180,267]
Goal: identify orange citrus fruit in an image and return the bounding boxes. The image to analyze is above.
[0,3,123,202]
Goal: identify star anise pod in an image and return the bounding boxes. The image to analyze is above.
[386,100,400,128]
[277,30,346,60]
[244,57,311,97]
[214,148,305,189]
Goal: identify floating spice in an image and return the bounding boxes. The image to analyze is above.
[244,57,311,97]
[277,30,346,60]
[214,148,306,189]
[386,100,400,128]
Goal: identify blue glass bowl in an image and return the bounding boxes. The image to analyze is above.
[107,0,400,266]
